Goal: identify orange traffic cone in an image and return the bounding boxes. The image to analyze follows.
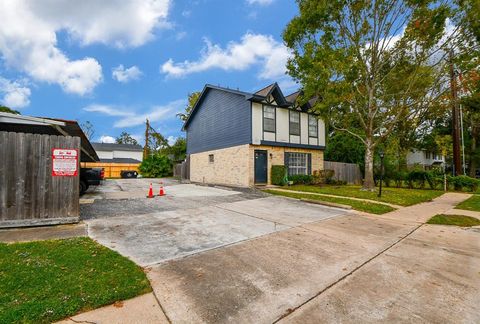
[147,183,154,198]
[158,183,165,196]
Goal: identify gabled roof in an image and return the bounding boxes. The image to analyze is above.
[92,142,143,152]
[182,83,314,130]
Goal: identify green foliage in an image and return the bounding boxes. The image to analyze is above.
[288,174,313,185]
[177,91,201,121]
[139,153,172,178]
[163,137,187,162]
[427,214,480,227]
[406,170,435,189]
[271,165,287,185]
[324,132,365,172]
[283,0,456,189]
[312,169,335,185]
[0,238,151,323]
[116,131,139,145]
[447,175,479,192]
[0,106,20,114]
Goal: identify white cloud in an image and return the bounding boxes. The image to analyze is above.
[246,0,275,5]
[112,65,143,83]
[83,99,186,128]
[0,0,170,95]
[0,77,31,108]
[98,135,116,143]
[160,33,291,80]
[83,104,132,117]
[167,135,177,145]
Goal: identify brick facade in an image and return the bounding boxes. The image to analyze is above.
[189,144,324,187]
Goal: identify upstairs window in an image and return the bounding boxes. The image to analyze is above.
[289,111,300,136]
[263,106,276,133]
[308,115,318,138]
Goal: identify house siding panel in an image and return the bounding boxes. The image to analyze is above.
[186,89,251,154]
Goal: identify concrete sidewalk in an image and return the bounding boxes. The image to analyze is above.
[59,193,478,323]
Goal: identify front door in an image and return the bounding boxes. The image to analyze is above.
[254,150,268,184]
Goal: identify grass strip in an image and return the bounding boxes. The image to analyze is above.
[427,214,480,227]
[265,189,396,215]
[0,237,151,323]
[285,185,444,207]
[455,194,480,212]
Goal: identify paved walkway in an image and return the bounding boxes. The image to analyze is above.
[59,192,479,323]
[444,208,480,220]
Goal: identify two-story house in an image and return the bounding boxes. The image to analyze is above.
[406,149,445,169]
[183,83,325,187]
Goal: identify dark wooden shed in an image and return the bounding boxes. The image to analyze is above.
[0,112,99,228]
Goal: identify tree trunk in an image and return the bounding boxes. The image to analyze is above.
[363,140,375,190]
[469,133,477,178]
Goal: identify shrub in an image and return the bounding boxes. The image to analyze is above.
[391,170,407,188]
[288,174,313,185]
[406,170,434,189]
[271,165,287,186]
[447,175,479,192]
[139,153,172,178]
[311,169,334,185]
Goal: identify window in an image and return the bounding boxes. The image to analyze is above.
[286,152,308,175]
[209,154,214,163]
[263,106,275,132]
[425,151,431,159]
[289,111,300,136]
[308,115,318,138]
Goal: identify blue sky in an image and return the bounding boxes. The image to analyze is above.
[0,0,299,144]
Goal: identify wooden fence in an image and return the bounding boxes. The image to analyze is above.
[0,132,80,228]
[324,161,363,185]
[174,156,190,181]
[81,162,140,178]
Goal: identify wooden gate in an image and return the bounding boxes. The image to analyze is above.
[0,132,80,228]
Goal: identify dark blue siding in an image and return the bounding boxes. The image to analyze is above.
[186,89,251,154]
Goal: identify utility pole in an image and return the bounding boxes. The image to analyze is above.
[449,49,462,175]
[143,119,150,160]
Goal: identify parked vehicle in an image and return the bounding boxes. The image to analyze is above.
[120,170,138,178]
[80,168,104,195]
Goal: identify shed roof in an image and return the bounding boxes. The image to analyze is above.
[0,112,99,162]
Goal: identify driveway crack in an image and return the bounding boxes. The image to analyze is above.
[272,222,424,323]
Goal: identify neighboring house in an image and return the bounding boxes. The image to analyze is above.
[406,149,445,169]
[92,143,143,163]
[183,83,326,187]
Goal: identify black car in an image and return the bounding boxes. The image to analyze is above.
[80,168,104,195]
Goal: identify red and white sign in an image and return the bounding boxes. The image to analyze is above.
[52,148,78,176]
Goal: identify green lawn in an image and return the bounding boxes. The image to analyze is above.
[265,189,396,214]
[0,238,151,324]
[455,194,480,212]
[427,214,480,227]
[284,185,444,206]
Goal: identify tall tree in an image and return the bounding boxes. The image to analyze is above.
[80,121,95,140]
[177,92,201,121]
[116,132,138,145]
[0,106,20,114]
[284,0,458,190]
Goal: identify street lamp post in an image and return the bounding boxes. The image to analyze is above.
[378,151,385,198]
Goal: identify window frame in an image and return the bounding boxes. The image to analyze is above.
[263,105,276,133]
[289,110,301,136]
[208,154,214,163]
[286,152,308,176]
[308,115,318,138]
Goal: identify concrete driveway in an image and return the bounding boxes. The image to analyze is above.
[80,181,479,323]
[82,179,348,265]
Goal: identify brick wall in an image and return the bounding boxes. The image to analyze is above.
[189,144,324,187]
[250,145,324,185]
[189,144,251,186]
